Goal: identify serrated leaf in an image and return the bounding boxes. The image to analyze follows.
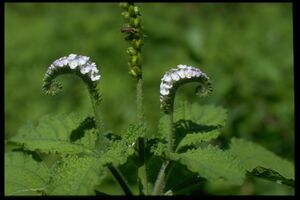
[158,102,225,150]
[46,155,106,195]
[5,152,49,196]
[9,113,95,154]
[74,129,98,151]
[167,145,245,185]
[176,129,221,151]
[247,166,294,187]
[228,138,294,184]
[174,102,227,127]
[99,123,145,166]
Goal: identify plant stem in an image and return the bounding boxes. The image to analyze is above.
[88,88,133,195]
[152,160,170,195]
[166,112,174,152]
[108,165,133,196]
[88,89,106,149]
[136,78,148,195]
[152,112,174,195]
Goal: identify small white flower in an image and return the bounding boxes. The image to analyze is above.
[91,74,101,81]
[163,74,172,82]
[177,64,187,69]
[160,87,169,95]
[162,82,172,89]
[69,60,79,69]
[68,54,77,60]
[170,73,180,81]
[177,69,186,78]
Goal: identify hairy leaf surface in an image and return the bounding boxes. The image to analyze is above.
[9,114,95,154]
[46,155,106,195]
[99,123,145,166]
[176,129,221,151]
[5,152,49,196]
[167,145,245,185]
[174,102,227,127]
[228,138,294,185]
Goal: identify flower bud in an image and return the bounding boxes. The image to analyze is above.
[121,11,130,19]
[126,47,137,56]
[119,3,130,10]
[132,39,144,49]
[133,6,140,15]
[133,18,141,28]
[128,5,135,16]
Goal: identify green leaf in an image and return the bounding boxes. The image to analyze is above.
[247,166,294,187]
[174,102,228,127]
[167,145,245,185]
[158,102,226,141]
[46,155,106,195]
[9,113,95,154]
[176,129,221,151]
[228,138,294,185]
[5,152,49,196]
[99,123,145,166]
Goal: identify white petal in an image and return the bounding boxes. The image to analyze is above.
[69,60,78,69]
[177,70,185,78]
[177,64,187,69]
[77,57,87,65]
[170,73,180,81]
[80,66,91,74]
[68,54,77,59]
[160,88,169,95]
[91,75,101,81]
[185,69,193,78]
[163,74,172,82]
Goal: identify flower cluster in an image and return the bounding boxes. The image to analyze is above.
[160,64,211,113]
[47,54,101,82]
[42,54,101,97]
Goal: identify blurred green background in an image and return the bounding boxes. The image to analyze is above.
[5,3,294,195]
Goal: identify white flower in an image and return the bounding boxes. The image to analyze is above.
[160,87,169,95]
[163,74,172,82]
[177,69,186,78]
[91,74,101,81]
[177,64,187,69]
[49,54,101,82]
[170,73,180,81]
[69,60,79,69]
[68,54,77,60]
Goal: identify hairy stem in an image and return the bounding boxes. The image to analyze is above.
[136,78,148,195]
[88,88,133,195]
[152,160,170,195]
[152,112,174,195]
[88,90,105,149]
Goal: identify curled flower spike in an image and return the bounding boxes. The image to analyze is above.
[42,53,101,101]
[160,64,212,113]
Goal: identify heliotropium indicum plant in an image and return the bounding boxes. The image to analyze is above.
[5,3,294,196]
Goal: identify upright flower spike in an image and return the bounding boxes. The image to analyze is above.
[120,2,145,78]
[160,64,212,113]
[42,53,101,102]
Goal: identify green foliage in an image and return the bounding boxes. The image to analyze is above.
[176,129,220,151]
[174,102,227,127]
[153,102,294,191]
[99,123,145,166]
[46,155,106,195]
[247,167,294,187]
[228,138,294,186]
[9,113,96,155]
[5,152,49,196]
[5,3,294,195]
[168,145,245,185]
